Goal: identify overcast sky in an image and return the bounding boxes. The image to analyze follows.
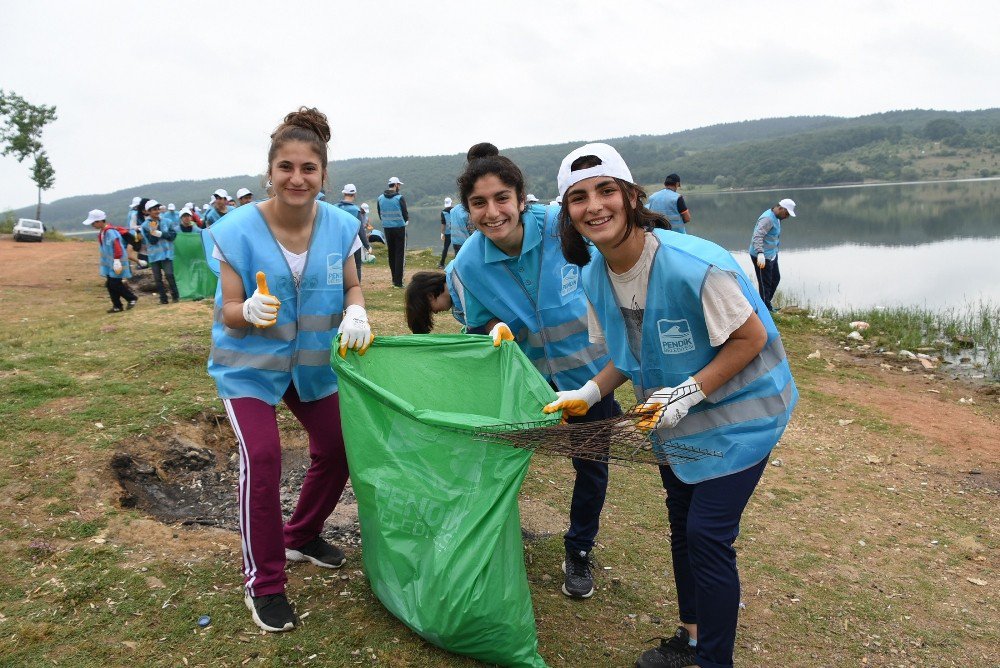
[1,0,996,211]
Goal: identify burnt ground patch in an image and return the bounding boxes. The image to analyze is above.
[110,411,361,547]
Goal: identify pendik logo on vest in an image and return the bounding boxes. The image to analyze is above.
[560,265,580,297]
[657,318,696,355]
[327,253,343,286]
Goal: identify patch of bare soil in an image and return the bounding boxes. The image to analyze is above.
[109,412,360,550]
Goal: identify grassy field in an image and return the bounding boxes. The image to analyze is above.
[0,238,997,667]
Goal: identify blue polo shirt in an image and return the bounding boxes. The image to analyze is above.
[462,216,543,328]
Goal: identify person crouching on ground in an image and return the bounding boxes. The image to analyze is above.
[206,106,374,634]
[545,143,798,668]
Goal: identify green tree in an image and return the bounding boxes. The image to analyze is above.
[31,152,56,220]
[0,89,58,218]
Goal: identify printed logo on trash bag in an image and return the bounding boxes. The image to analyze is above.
[560,265,579,297]
[657,318,695,355]
[327,253,343,286]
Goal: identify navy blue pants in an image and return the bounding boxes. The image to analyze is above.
[752,255,780,311]
[659,456,769,668]
[563,392,621,554]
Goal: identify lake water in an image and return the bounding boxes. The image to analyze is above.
[403,178,1000,312]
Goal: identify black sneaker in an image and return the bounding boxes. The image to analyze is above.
[244,592,297,633]
[171,296,179,303]
[126,300,138,310]
[107,307,123,313]
[285,536,346,569]
[561,548,595,598]
[635,626,698,668]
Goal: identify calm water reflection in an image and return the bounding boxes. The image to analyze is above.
[403,178,999,311]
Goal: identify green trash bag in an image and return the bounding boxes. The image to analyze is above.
[173,232,218,300]
[332,334,558,668]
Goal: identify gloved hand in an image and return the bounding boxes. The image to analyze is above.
[636,377,706,431]
[149,220,162,238]
[242,271,280,328]
[489,321,514,347]
[542,380,602,419]
[756,254,766,269]
[338,304,374,357]
[440,233,445,241]
[112,259,123,275]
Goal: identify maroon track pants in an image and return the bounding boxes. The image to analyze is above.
[222,387,349,596]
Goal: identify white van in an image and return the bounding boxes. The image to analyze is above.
[13,218,45,242]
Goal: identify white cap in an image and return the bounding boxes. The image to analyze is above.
[179,208,193,217]
[778,198,797,217]
[387,176,403,185]
[184,202,194,209]
[145,199,160,212]
[360,202,370,211]
[129,196,142,208]
[82,209,107,226]
[342,183,357,194]
[236,187,252,199]
[526,194,539,203]
[557,142,634,198]
[167,203,176,211]
[444,197,453,206]
[213,188,229,200]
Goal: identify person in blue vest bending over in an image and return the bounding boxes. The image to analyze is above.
[204,188,234,227]
[140,199,180,304]
[544,143,797,668]
[206,107,374,635]
[646,173,690,234]
[449,142,621,601]
[437,196,454,269]
[333,183,371,282]
[377,176,408,288]
[748,198,796,312]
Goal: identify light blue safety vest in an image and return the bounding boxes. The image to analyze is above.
[585,229,798,483]
[377,193,405,228]
[441,207,452,234]
[98,227,132,278]
[451,206,610,391]
[142,217,177,262]
[443,261,466,328]
[449,203,470,244]
[162,211,180,227]
[204,205,233,228]
[748,209,781,260]
[334,201,362,221]
[127,209,138,229]
[206,202,358,404]
[647,188,685,233]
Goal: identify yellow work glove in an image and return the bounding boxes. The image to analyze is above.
[242,271,281,328]
[635,377,706,431]
[542,380,602,421]
[489,321,514,347]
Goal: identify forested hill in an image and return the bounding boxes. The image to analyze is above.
[11,108,999,232]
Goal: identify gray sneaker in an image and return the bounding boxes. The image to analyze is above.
[561,549,595,598]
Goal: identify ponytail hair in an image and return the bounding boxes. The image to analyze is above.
[558,155,670,267]
[405,271,448,334]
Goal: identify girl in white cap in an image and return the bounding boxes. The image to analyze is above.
[205,107,373,634]
[545,143,798,668]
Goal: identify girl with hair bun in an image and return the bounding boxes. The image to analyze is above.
[446,141,620,601]
[545,143,797,668]
[206,107,374,633]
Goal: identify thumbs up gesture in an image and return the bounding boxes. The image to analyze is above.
[149,220,162,237]
[242,271,281,328]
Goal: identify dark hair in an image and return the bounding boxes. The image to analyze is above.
[558,155,670,266]
[405,271,448,334]
[136,197,149,224]
[457,142,527,211]
[267,107,331,188]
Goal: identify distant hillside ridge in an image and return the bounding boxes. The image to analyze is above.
[10,108,999,232]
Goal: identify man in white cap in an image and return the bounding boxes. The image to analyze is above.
[236,188,254,207]
[377,177,408,288]
[748,198,797,311]
[83,209,138,312]
[333,184,372,281]
[438,196,454,269]
[184,202,204,229]
[204,189,233,227]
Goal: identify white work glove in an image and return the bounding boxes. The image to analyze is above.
[637,377,706,431]
[440,233,445,241]
[542,380,602,420]
[242,271,280,328]
[756,254,766,269]
[112,259,123,275]
[489,321,515,347]
[338,304,374,357]
[149,221,163,238]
